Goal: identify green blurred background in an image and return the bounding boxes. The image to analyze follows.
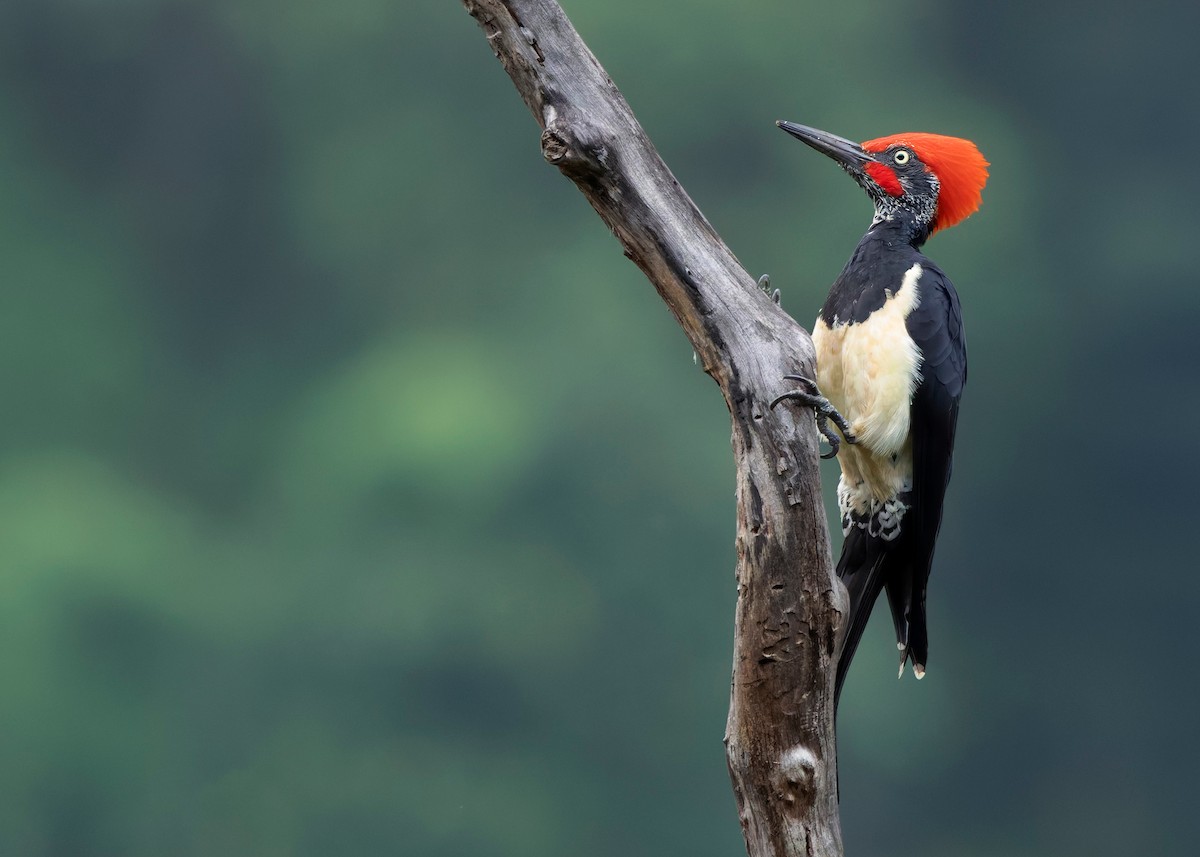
[1,0,1195,854]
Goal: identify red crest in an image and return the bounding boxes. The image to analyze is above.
[862,133,989,232]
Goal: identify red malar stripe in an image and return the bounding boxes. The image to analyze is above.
[865,162,904,197]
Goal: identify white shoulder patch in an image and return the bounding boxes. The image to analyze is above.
[830,263,923,457]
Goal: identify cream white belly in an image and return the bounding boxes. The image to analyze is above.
[813,263,923,513]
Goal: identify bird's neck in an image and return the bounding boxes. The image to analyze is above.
[819,218,929,327]
[868,207,931,249]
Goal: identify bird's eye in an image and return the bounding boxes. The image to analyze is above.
[893,149,911,165]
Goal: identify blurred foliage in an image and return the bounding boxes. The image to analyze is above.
[0,0,1196,855]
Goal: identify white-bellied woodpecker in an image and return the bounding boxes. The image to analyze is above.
[770,122,988,706]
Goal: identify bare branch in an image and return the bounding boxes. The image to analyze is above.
[461,2,846,854]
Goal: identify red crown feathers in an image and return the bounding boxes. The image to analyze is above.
[862,133,989,232]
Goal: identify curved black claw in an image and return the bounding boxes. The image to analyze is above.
[757,274,781,304]
[769,374,857,459]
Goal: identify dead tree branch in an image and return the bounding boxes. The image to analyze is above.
[461,2,846,854]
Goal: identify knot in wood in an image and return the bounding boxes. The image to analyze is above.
[539,117,608,179]
[541,127,570,163]
[774,744,818,814]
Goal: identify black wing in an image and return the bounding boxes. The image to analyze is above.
[889,262,967,674]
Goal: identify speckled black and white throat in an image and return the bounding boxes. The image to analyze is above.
[872,171,939,233]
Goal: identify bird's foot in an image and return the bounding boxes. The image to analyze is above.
[757,274,781,304]
[769,374,857,459]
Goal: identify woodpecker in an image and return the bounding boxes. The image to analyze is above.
[770,121,988,705]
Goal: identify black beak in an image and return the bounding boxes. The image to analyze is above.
[776,121,872,173]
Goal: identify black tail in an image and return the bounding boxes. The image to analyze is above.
[834,521,933,708]
[884,566,928,679]
[887,577,928,679]
[833,527,890,709]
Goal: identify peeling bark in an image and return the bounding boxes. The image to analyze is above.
[461,2,846,854]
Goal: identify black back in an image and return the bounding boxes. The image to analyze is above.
[819,219,926,326]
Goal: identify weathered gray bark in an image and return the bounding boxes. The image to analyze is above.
[461,2,846,854]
